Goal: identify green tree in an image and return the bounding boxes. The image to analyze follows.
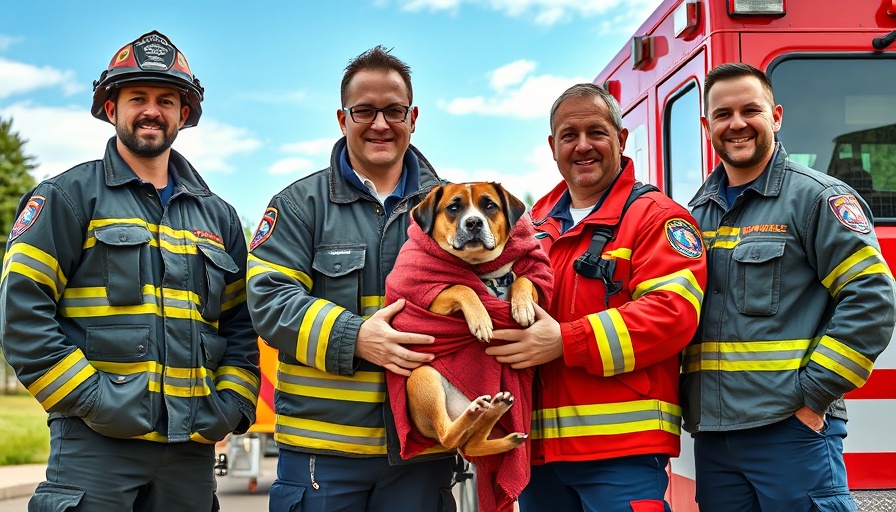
[0,118,37,249]
[0,117,36,394]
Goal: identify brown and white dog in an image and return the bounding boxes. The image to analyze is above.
[404,182,540,457]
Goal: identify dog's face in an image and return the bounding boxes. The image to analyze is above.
[412,182,527,265]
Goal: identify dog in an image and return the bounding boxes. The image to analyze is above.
[403,182,542,458]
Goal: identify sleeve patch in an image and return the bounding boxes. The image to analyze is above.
[250,207,278,250]
[9,195,46,241]
[828,194,872,234]
[665,218,703,258]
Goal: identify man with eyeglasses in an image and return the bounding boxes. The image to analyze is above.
[247,46,455,511]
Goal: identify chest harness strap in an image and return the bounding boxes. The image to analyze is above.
[573,182,659,306]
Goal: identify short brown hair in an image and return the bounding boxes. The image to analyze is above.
[340,46,413,106]
[704,63,775,115]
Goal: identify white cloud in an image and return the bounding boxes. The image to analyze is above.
[0,102,261,180]
[0,58,83,99]
[280,138,338,155]
[490,60,536,91]
[397,0,664,28]
[268,157,316,176]
[0,34,22,51]
[437,143,559,203]
[439,71,589,119]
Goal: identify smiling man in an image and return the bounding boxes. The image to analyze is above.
[0,31,260,511]
[246,46,456,512]
[684,63,896,512]
[485,83,706,512]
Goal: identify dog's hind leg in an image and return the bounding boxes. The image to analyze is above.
[407,366,490,450]
[458,392,528,457]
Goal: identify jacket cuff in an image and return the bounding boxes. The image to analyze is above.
[223,389,256,435]
[799,371,838,415]
[561,320,589,368]
[333,312,363,376]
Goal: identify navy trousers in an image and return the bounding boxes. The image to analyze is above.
[693,415,856,512]
[270,449,456,512]
[519,454,672,512]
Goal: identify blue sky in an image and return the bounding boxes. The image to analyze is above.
[0,0,662,227]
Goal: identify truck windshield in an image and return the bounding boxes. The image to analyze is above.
[770,57,896,220]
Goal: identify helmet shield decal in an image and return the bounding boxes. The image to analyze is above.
[134,33,177,72]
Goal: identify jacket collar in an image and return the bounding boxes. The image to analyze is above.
[531,155,636,228]
[102,137,212,198]
[689,142,787,209]
[327,137,441,208]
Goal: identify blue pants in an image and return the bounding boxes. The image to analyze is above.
[519,454,672,512]
[29,417,217,512]
[270,449,456,512]
[693,415,857,512]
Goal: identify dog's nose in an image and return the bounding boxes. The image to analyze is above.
[465,216,483,233]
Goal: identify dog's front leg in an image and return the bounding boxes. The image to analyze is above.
[509,277,539,327]
[430,285,494,341]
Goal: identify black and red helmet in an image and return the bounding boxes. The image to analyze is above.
[91,31,204,128]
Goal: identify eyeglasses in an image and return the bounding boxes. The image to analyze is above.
[342,104,411,124]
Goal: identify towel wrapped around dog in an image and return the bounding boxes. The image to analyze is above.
[385,215,553,512]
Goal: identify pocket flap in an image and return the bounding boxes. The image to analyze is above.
[733,239,785,264]
[312,246,366,278]
[198,243,239,273]
[94,224,152,246]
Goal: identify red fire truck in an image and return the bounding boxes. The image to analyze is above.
[591,0,896,509]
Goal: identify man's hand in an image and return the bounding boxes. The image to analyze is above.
[355,299,435,376]
[486,304,563,369]
[795,405,825,432]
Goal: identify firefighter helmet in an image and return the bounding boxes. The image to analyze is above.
[91,31,204,128]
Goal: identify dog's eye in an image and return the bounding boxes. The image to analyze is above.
[484,201,498,211]
[446,204,460,213]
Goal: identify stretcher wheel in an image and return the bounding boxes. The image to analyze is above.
[248,478,258,493]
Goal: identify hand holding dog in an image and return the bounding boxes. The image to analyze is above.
[356,299,436,376]
[487,304,563,369]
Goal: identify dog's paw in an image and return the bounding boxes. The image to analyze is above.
[469,316,494,343]
[491,392,515,410]
[509,433,528,445]
[511,297,536,327]
[467,395,492,416]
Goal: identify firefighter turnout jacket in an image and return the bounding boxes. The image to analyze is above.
[246,138,441,458]
[528,157,707,463]
[683,143,896,432]
[0,137,260,443]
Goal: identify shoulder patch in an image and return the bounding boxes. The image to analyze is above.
[9,195,46,241]
[250,207,278,250]
[828,194,872,233]
[665,218,703,258]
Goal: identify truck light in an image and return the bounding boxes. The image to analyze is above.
[675,0,700,37]
[888,0,896,16]
[603,80,622,103]
[631,36,653,69]
[728,0,785,15]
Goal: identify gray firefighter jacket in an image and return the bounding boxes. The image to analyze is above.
[0,137,260,443]
[683,143,896,432]
[247,137,446,461]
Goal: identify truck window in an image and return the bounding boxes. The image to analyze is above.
[770,57,896,220]
[663,81,703,208]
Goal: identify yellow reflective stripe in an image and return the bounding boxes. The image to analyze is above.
[632,268,704,319]
[586,309,634,375]
[5,262,60,299]
[189,432,217,444]
[810,335,873,388]
[216,365,260,405]
[296,299,344,369]
[2,243,67,292]
[822,246,893,296]
[28,350,95,408]
[277,364,384,403]
[93,361,162,374]
[221,281,247,312]
[606,248,632,260]
[361,296,384,309]
[682,339,811,373]
[84,219,225,252]
[247,254,313,289]
[531,399,680,439]
[132,432,168,443]
[276,416,386,455]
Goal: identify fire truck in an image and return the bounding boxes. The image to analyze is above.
[590,0,896,509]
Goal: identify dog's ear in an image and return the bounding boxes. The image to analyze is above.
[413,186,443,235]
[494,183,527,228]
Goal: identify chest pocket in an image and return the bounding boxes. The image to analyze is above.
[311,245,366,315]
[197,244,239,321]
[732,238,785,316]
[94,224,152,306]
